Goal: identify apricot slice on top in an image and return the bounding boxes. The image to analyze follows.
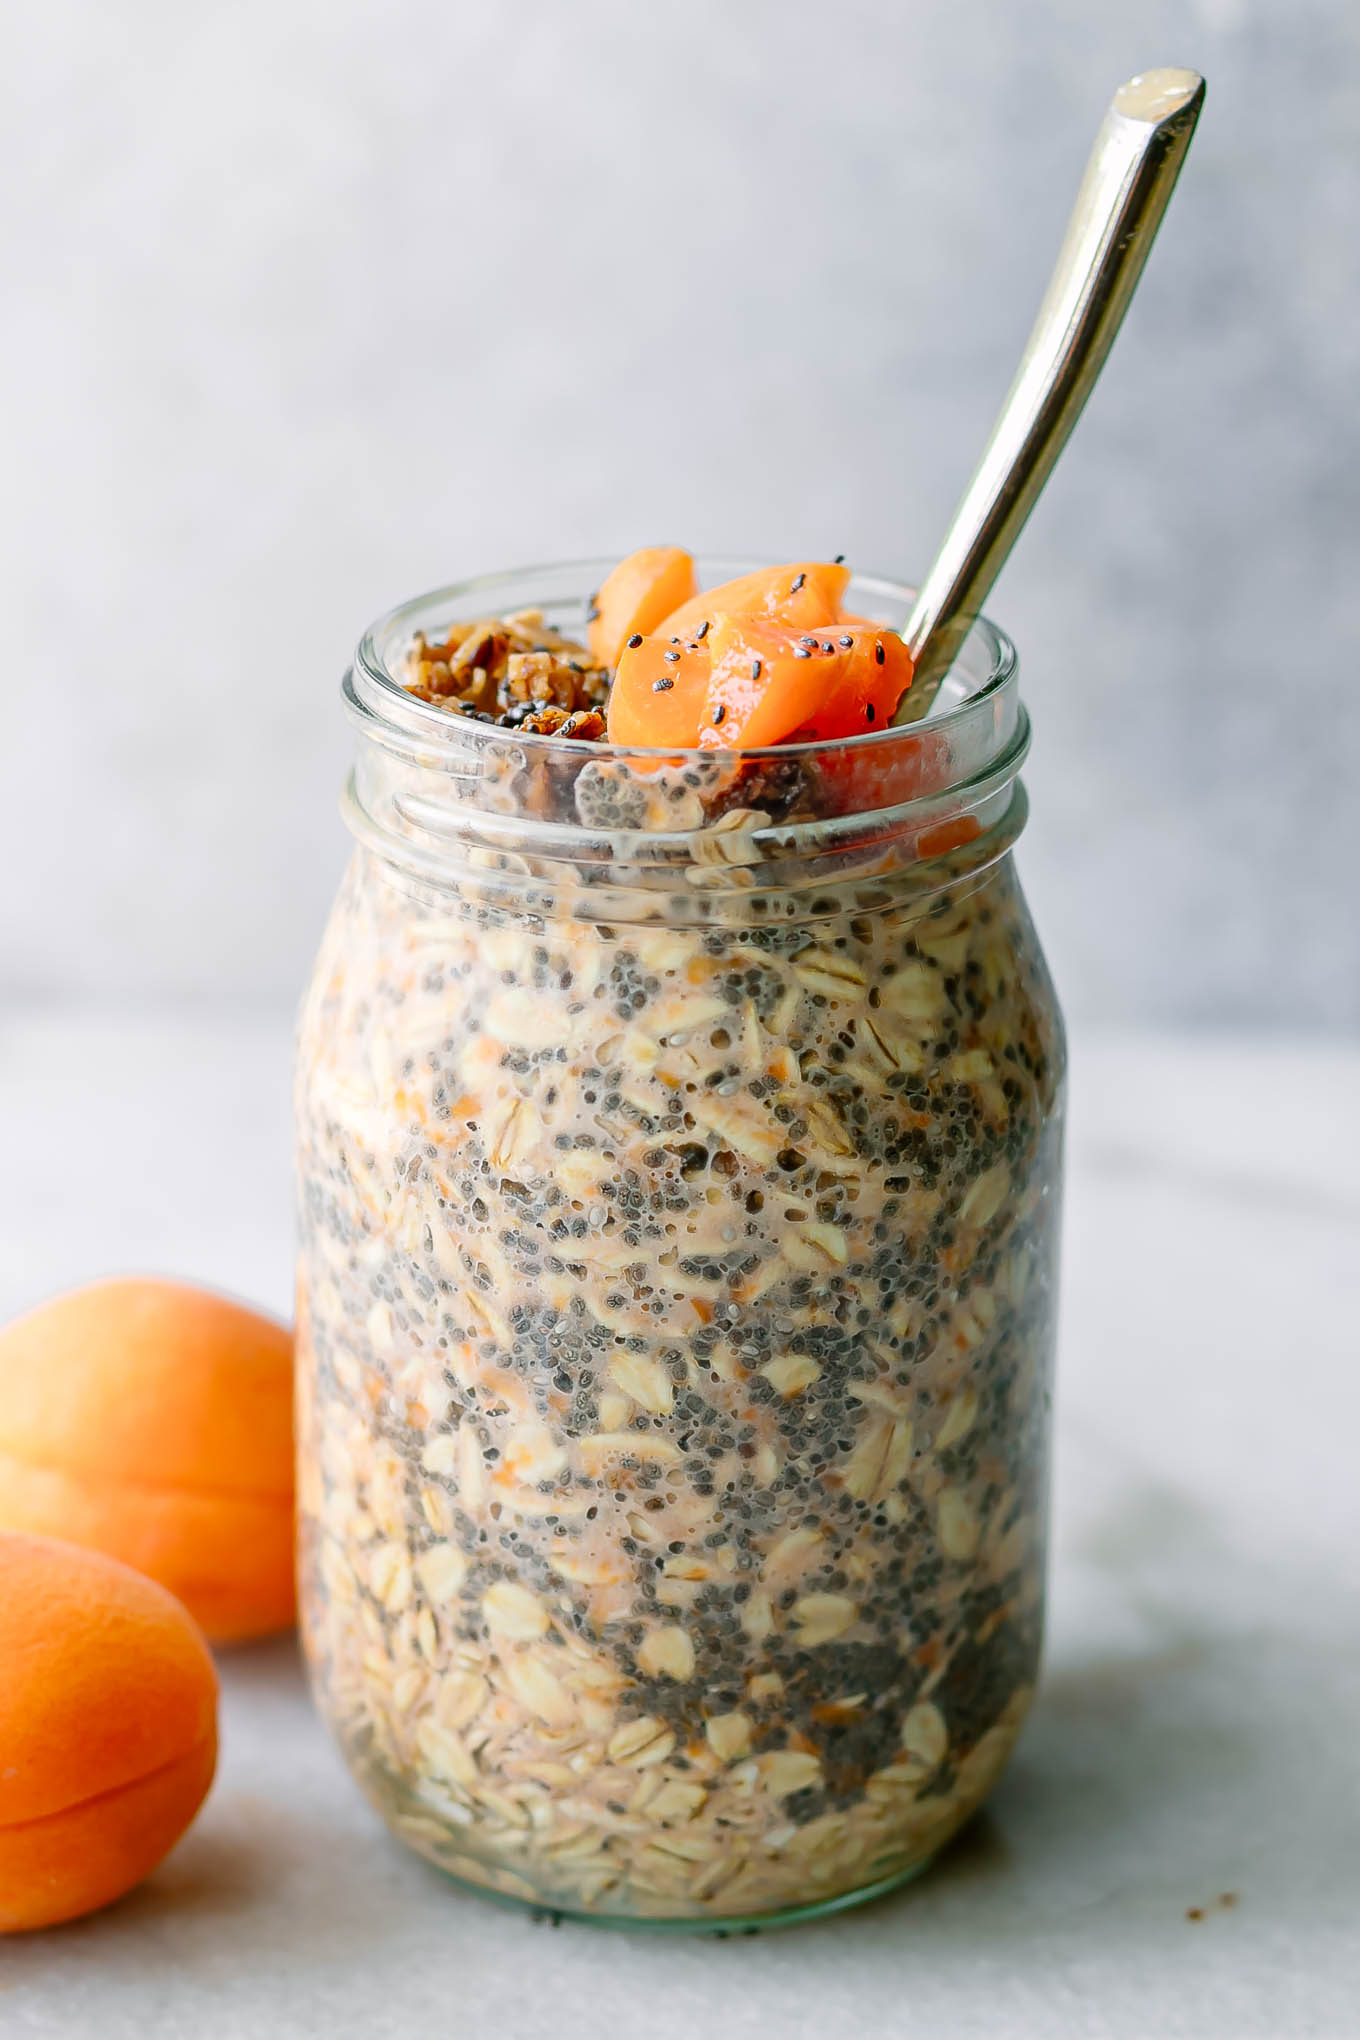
[658,561,849,642]
[588,547,697,668]
[698,615,911,748]
[601,555,914,750]
[606,629,712,748]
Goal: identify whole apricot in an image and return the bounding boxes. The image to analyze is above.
[0,1530,218,1932]
[0,1278,294,1643]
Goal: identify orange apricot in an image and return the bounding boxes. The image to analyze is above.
[657,561,849,641]
[609,613,912,751]
[0,1279,295,1644]
[588,546,697,668]
[811,724,954,818]
[606,629,712,747]
[0,1531,217,1932]
[700,616,911,748]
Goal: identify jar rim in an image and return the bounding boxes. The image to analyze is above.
[350,557,1018,767]
[341,560,1029,919]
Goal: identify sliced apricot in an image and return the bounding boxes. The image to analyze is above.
[606,629,712,748]
[699,616,912,749]
[811,726,954,818]
[588,547,697,668]
[786,624,913,742]
[658,561,849,642]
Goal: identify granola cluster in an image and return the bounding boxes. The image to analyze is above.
[405,612,609,737]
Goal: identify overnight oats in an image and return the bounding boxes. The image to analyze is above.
[295,552,1065,1927]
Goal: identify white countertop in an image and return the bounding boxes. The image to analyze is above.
[1,1015,1357,2038]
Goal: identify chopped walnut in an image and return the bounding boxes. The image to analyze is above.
[404,614,609,729]
[517,706,607,739]
[452,625,507,678]
[505,652,587,709]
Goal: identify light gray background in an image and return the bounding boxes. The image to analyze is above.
[3,0,1357,1029]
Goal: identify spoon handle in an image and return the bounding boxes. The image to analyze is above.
[896,66,1206,719]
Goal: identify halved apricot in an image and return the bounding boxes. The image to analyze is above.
[658,562,849,642]
[588,547,697,668]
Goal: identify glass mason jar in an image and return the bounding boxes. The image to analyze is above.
[295,560,1065,1930]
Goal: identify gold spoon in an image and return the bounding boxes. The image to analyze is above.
[895,66,1206,721]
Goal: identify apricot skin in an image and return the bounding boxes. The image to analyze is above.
[0,1279,295,1643]
[0,1530,218,1933]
